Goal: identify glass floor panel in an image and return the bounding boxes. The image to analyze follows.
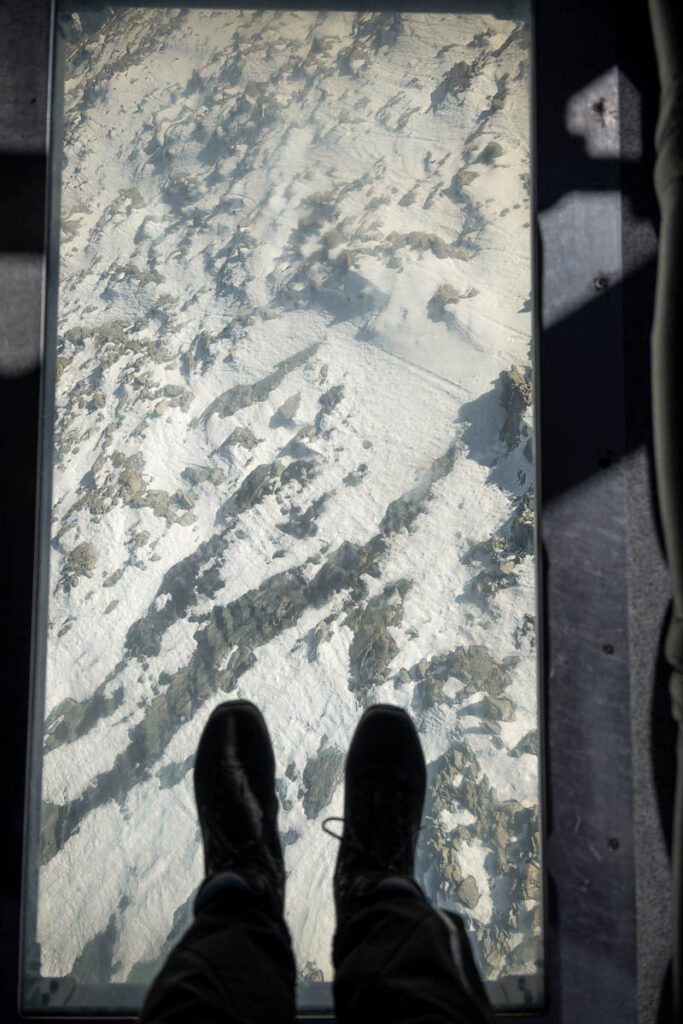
[23,3,539,1013]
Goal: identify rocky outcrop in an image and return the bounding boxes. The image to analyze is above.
[347,580,410,697]
[430,59,479,111]
[44,689,125,754]
[306,618,333,662]
[381,442,458,535]
[300,743,344,819]
[343,463,367,487]
[463,487,534,603]
[404,644,516,712]
[420,747,541,978]
[272,392,301,425]
[278,494,328,539]
[426,283,477,323]
[60,450,197,530]
[199,343,319,423]
[458,875,480,909]
[219,426,261,451]
[499,365,531,451]
[181,465,225,487]
[475,141,504,165]
[510,730,539,758]
[62,541,97,588]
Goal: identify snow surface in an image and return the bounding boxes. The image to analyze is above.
[30,4,539,1011]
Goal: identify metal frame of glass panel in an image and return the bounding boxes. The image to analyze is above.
[0,0,655,1020]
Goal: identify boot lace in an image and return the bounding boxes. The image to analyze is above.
[322,766,423,875]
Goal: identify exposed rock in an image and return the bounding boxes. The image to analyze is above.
[62,450,199,527]
[505,933,541,973]
[470,565,517,598]
[299,960,325,986]
[181,330,216,378]
[499,365,531,451]
[463,487,534,603]
[407,644,516,710]
[64,541,97,582]
[279,424,318,458]
[394,667,412,691]
[276,777,293,812]
[480,922,510,973]
[221,461,284,517]
[70,913,118,983]
[158,755,193,789]
[386,230,463,261]
[306,619,332,662]
[207,568,310,656]
[109,260,164,288]
[322,227,345,251]
[125,534,227,660]
[200,343,319,422]
[181,464,225,487]
[458,169,479,187]
[465,694,516,722]
[343,463,367,487]
[520,860,541,901]
[301,744,344,819]
[273,392,301,425]
[219,426,261,452]
[317,384,344,415]
[103,568,124,589]
[279,494,328,539]
[281,458,318,488]
[427,283,477,323]
[431,59,477,111]
[510,730,538,758]
[44,688,124,753]
[145,488,196,524]
[307,537,385,606]
[508,488,534,555]
[420,746,540,977]
[347,580,410,697]
[458,875,480,909]
[381,442,458,535]
[476,140,504,165]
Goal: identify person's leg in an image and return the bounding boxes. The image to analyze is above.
[333,875,492,1024]
[139,701,296,1024]
[329,705,494,1024]
[140,875,296,1024]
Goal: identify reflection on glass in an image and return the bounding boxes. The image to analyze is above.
[25,4,538,1013]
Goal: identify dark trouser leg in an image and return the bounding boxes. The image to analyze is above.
[333,878,494,1024]
[139,874,296,1024]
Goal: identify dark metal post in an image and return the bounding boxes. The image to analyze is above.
[647,1,683,1018]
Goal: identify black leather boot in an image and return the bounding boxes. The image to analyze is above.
[327,704,427,919]
[194,700,285,916]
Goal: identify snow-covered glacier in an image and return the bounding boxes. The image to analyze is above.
[30,3,539,1011]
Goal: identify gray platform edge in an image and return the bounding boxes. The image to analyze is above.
[0,0,672,1022]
